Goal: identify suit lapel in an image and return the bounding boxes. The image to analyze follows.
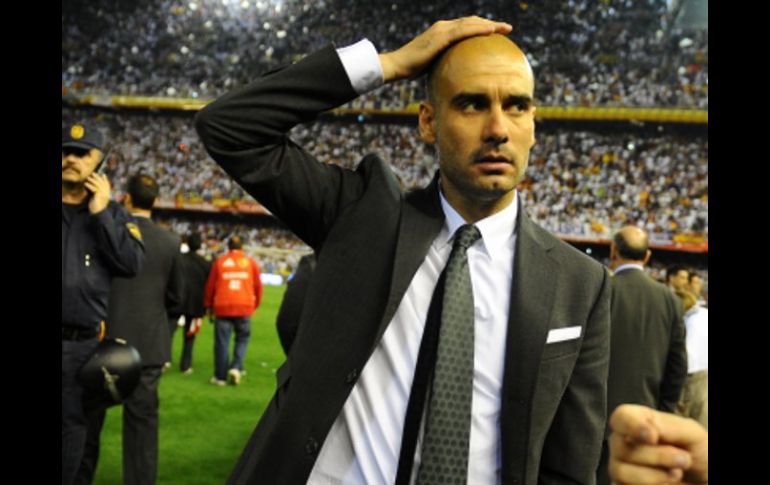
[499,209,558,469]
[371,176,444,353]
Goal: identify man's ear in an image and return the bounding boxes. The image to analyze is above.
[418,101,437,144]
[530,105,537,148]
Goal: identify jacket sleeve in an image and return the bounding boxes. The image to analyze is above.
[204,259,218,310]
[659,294,688,412]
[540,267,612,484]
[165,243,185,316]
[193,45,371,250]
[90,203,144,277]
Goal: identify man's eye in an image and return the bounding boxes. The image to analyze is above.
[63,147,91,157]
[460,100,484,111]
[507,101,531,113]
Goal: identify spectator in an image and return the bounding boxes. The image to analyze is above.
[204,234,263,386]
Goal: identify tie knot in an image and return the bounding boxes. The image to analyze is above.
[452,224,481,253]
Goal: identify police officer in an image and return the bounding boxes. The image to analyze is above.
[62,122,145,485]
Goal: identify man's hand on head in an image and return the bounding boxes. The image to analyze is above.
[378,16,512,83]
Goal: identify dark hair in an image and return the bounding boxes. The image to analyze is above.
[666,265,689,282]
[127,174,159,210]
[228,235,243,250]
[613,230,648,261]
[187,232,202,252]
[688,272,701,283]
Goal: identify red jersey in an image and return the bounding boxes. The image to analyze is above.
[204,249,263,317]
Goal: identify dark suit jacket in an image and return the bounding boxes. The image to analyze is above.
[196,45,611,485]
[276,254,316,355]
[106,216,184,366]
[607,267,687,415]
[179,251,212,318]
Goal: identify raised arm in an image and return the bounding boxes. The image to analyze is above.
[194,17,511,248]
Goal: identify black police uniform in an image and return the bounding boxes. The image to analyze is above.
[62,123,145,485]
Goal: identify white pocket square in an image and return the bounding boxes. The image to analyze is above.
[546,326,582,344]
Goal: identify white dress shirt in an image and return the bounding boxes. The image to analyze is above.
[684,305,708,373]
[308,43,519,482]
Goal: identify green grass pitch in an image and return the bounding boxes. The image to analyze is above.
[93,284,288,484]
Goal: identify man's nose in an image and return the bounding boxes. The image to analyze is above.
[482,107,509,145]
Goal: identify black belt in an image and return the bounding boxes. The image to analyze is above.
[62,326,98,341]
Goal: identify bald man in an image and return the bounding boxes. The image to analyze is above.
[597,226,687,484]
[197,17,611,484]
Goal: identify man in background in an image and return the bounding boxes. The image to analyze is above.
[205,235,263,386]
[597,225,687,484]
[175,232,212,373]
[76,173,183,485]
[275,253,316,356]
[666,264,690,293]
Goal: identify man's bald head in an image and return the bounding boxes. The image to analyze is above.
[612,225,650,262]
[426,34,534,103]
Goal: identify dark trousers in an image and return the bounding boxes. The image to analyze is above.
[180,315,198,371]
[62,338,99,485]
[169,315,198,371]
[168,316,179,363]
[75,366,163,485]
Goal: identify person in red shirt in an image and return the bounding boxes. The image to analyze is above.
[204,235,263,386]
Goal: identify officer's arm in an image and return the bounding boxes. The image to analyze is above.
[91,204,144,277]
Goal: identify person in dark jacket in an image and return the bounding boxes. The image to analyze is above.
[75,174,183,485]
[175,232,212,373]
[62,122,144,485]
[275,253,316,356]
[195,18,611,484]
[596,225,687,485]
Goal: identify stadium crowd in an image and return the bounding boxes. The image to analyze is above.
[62,109,707,245]
[62,0,707,109]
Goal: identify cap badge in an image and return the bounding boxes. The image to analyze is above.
[71,124,85,140]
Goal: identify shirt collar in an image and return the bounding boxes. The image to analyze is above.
[437,188,518,258]
[613,263,645,274]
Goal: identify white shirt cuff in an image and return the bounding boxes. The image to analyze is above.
[336,39,384,95]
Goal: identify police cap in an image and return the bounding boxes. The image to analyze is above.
[62,122,105,151]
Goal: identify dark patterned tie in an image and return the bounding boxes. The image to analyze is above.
[417,223,481,485]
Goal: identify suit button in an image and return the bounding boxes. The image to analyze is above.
[305,437,319,455]
[345,369,358,384]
